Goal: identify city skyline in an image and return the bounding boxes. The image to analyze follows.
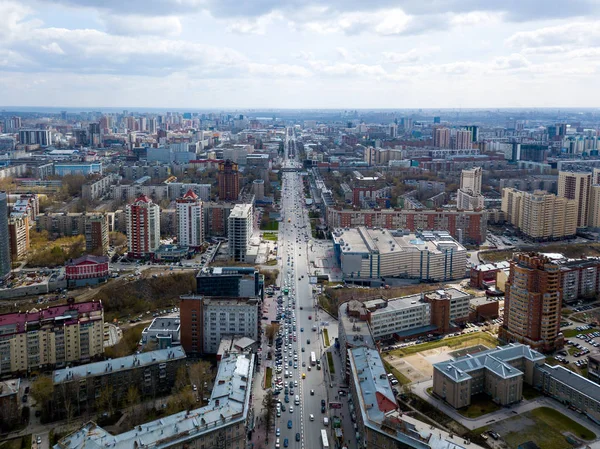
[2,0,600,108]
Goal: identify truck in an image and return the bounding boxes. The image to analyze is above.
[321,429,329,449]
[310,352,316,366]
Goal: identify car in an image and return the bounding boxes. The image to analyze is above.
[302,347,305,352]
[309,414,315,421]
[310,389,314,395]
[296,433,301,442]
[37,437,41,445]
[277,410,281,417]
[321,399,326,407]
[308,315,312,320]
[284,438,289,448]
[294,380,298,387]
[300,328,304,332]
[275,438,281,448]
[22,395,28,403]
[276,428,281,436]
[321,405,326,413]
[288,420,293,429]
[285,395,290,403]
[307,339,311,344]
[302,361,306,367]
[281,404,286,412]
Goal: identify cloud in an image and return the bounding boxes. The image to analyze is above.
[101,14,183,36]
[226,12,281,35]
[382,47,440,64]
[506,22,600,50]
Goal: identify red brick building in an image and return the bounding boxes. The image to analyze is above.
[65,255,109,287]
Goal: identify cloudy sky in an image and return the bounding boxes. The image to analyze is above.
[1,0,600,109]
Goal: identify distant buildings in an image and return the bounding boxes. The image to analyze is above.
[558,169,593,228]
[0,301,104,375]
[176,189,204,248]
[433,127,450,148]
[180,295,259,355]
[0,192,11,279]
[218,159,240,201]
[65,255,109,287]
[456,167,484,211]
[332,227,467,283]
[19,129,52,147]
[126,195,160,258]
[54,162,102,177]
[499,253,564,352]
[501,188,577,241]
[228,203,253,262]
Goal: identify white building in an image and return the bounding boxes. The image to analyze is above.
[228,203,253,262]
[332,227,467,282]
[126,195,160,257]
[176,189,204,248]
[457,166,484,210]
[141,316,181,349]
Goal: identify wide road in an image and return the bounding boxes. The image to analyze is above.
[274,127,329,449]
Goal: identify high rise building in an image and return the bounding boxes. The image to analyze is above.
[19,129,52,146]
[0,193,10,279]
[454,129,473,149]
[218,160,240,201]
[85,214,109,255]
[463,125,479,142]
[126,195,160,258]
[176,189,204,248]
[8,213,29,259]
[558,170,591,228]
[456,167,484,210]
[228,204,253,262]
[433,127,450,148]
[499,253,564,352]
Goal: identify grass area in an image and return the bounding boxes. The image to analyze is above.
[563,328,595,338]
[262,232,278,241]
[522,384,542,400]
[457,394,501,418]
[104,323,146,358]
[327,352,335,374]
[383,360,412,385]
[485,407,596,449]
[386,332,498,358]
[323,328,330,346]
[562,308,573,316]
[260,220,280,231]
[0,435,32,449]
[567,347,579,355]
[264,366,273,389]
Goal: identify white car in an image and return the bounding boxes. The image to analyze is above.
[309,414,314,421]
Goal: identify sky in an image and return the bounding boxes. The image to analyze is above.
[1,0,600,109]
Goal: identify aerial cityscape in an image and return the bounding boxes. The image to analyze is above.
[2,2,600,449]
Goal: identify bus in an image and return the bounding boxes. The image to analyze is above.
[310,352,316,366]
[321,429,329,449]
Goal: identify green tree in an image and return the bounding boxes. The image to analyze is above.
[262,390,275,443]
[30,376,54,418]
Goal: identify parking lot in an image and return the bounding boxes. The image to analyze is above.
[555,324,598,370]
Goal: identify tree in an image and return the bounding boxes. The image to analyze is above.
[125,385,141,427]
[174,365,189,392]
[96,385,116,417]
[189,360,213,403]
[30,376,54,418]
[265,324,280,342]
[262,390,275,443]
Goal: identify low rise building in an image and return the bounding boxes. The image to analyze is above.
[0,301,104,375]
[65,255,109,287]
[141,317,181,349]
[54,162,102,176]
[81,174,118,201]
[51,347,186,420]
[470,261,510,289]
[196,266,263,298]
[332,227,467,284]
[56,352,254,449]
[0,379,20,432]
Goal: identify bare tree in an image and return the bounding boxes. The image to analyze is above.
[189,360,214,404]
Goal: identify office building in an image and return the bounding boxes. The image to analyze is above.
[348,347,485,449]
[65,255,109,287]
[51,347,185,419]
[84,214,109,255]
[433,127,450,148]
[196,267,263,298]
[433,343,545,409]
[332,227,467,283]
[326,206,487,245]
[218,159,240,201]
[141,317,181,349]
[54,162,102,177]
[0,301,104,375]
[456,167,484,210]
[180,295,259,355]
[8,213,29,259]
[501,188,577,241]
[126,195,160,258]
[176,189,204,248]
[499,253,564,352]
[19,129,52,146]
[558,170,591,228]
[0,192,11,279]
[228,204,253,262]
[57,352,254,449]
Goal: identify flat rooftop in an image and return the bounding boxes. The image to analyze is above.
[53,347,186,384]
[146,317,181,332]
[229,203,252,218]
[339,302,376,349]
[56,353,254,449]
[0,378,20,397]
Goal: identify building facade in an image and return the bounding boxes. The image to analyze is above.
[0,192,11,279]
[65,255,109,287]
[456,167,484,211]
[176,190,204,248]
[218,159,240,201]
[126,195,160,258]
[84,214,109,255]
[558,170,591,228]
[0,301,104,375]
[228,204,253,262]
[499,253,564,352]
[196,267,263,298]
[8,213,29,259]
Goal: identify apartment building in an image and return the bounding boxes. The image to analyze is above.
[84,214,109,255]
[81,174,118,201]
[558,170,592,228]
[57,352,254,449]
[326,207,487,245]
[175,189,204,248]
[433,344,545,408]
[332,227,466,283]
[120,164,171,181]
[51,347,185,419]
[348,347,484,449]
[8,213,29,259]
[0,301,104,375]
[180,295,259,355]
[111,182,211,202]
[218,159,240,201]
[499,253,564,353]
[228,204,253,262]
[0,192,10,279]
[126,195,160,258]
[501,188,577,241]
[456,167,484,211]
